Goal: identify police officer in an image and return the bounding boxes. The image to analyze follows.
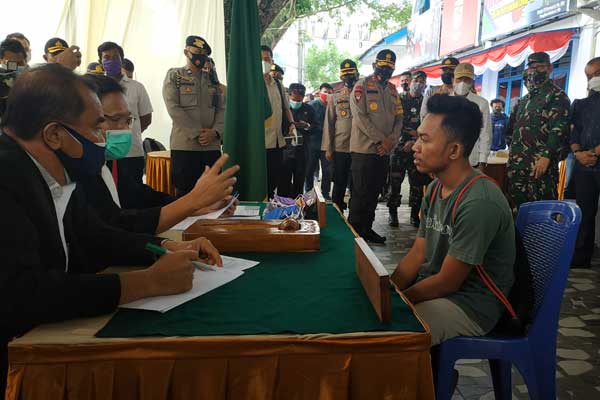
[348,49,403,244]
[507,52,570,209]
[387,70,430,228]
[163,36,225,197]
[420,57,459,120]
[322,59,359,211]
[270,63,284,82]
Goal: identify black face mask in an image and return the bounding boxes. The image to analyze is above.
[189,53,208,69]
[342,75,357,88]
[401,82,410,92]
[441,71,454,85]
[375,67,393,82]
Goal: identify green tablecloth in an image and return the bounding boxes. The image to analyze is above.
[97,206,424,337]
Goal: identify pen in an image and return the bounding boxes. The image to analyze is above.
[145,243,216,271]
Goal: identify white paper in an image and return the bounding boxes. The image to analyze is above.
[120,268,244,312]
[169,195,239,230]
[232,206,261,217]
[119,256,259,313]
[220,255,259,272]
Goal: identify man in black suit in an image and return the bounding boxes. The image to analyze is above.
[0,64,236,393]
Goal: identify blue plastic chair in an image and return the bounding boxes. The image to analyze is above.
[435,201,582,400]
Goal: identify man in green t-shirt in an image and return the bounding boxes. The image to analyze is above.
[391,94,515,345]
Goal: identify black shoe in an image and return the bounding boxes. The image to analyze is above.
[388,208,399,227]
[571,254,591,268]
[364,229,386,245]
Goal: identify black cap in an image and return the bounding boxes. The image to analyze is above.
[185,36,211,55]
[271,63,284,74]
[340,59,358,75]
[44,37,68,55]
[86,62,104,75]
[289,83,306,95]
[413,70,427,79]
[527,52,550,66]
[441,57,460,69]
[375,50,396,68]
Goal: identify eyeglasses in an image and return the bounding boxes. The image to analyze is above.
[104,114,135,128]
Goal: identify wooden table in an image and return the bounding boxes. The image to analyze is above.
[6,208,435,400]
[146,150,175,196]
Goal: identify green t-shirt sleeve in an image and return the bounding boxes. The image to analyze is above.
[447,199,502,266]
[417,181,436,238]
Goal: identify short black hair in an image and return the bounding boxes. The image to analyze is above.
[426,94,482,159]
[0,39,26,59]
[81,74,124,100]
[319,83,333,90]
[260,45,273,57]
[122,58,134,72]
[490,98,505,108]
[587,57,600,67]
[399,70,412,78]
[6,33,29,45]
[1,64,96,140]
[289,83,306,95]
[97,41,124,61]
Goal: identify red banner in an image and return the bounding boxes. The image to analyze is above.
[439,0,480,56]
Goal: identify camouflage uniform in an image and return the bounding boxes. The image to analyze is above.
[507,80,570,208]
[387,92,431,212]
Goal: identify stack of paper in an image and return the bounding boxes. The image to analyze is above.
[120,256,259,312]
[229,205,261,220]
[169,195,240,230]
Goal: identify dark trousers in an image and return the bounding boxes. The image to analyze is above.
[1,340,6,398]
[573,170,600,264]
[348,153,387,234]
[107,156,145,209]
[332,152,352,210]
[304,135,321,192]
[266,147,283,199]
[320,151,332,197]
[279,146,306,198]
[171,150,221,197]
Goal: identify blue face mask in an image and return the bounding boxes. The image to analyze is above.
[105,130,132,160]
[55,124,106,181]
[289,100,302,110]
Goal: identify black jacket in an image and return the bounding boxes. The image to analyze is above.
[80,173,163,234]
[0,134,161,342]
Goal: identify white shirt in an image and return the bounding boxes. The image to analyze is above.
[100,165,121,207]
[28,155,76,271]
[120,75,153,158]
[450,91,492,166]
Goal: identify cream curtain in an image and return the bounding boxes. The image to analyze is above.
[3,0,226,149]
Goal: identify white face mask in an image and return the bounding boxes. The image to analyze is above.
[262,61,272,75]
[588,76,600,92]
[454,81,471,96]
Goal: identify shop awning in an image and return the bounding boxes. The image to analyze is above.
[413,29,574,80]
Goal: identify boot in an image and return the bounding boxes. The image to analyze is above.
[410,206,420,228]
[388,207,399,227]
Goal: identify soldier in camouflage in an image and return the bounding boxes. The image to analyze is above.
[506,52,571,209]
[387,70,430,227]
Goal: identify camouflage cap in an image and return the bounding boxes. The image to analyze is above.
[185,36,212,55]
[527,52,550,66]
[454,63,474,79]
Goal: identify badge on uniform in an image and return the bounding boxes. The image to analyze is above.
[340,110,348,117]
[369,102,379,111]
[354,85,364,100]
[342,88,347,95]
[183,86,193,93]
[411,107,417,114]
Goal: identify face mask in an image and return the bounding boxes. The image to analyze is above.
[374,67,393,82]
[410,81,425,96]
[189,53,208,69]
[289,100,302,110]
[454,82,471,96]
[54,125,106,181]
[319,93,329,103]
[26,50,31,64]
[588,76,600,92]
[493,109,504,115]
[102,59,122,77]
[342,75,357,88]
[105,130,132,160]
[523,70,548,90]
[441,71,454,85]
[262,61,272,75]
